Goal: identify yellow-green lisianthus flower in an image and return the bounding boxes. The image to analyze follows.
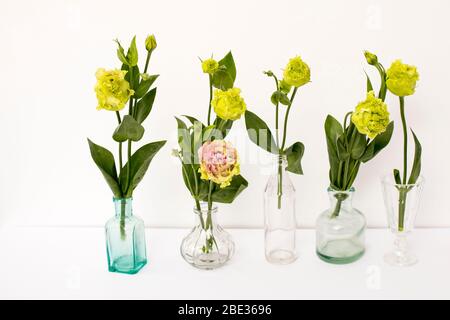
[386,60,419,97]
[364,50,378,65]
[95,68,134,111]
[283,56,311,87]
[352,91,390,139]
[212,87,247,120]
[202,58,219,74]
[145,34,157,51]
[279,79,292,94]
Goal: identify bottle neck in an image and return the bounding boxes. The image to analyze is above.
[328,188,354,212]
[273,154,288,170]
[194,202,219,227]
[114,198,133,218]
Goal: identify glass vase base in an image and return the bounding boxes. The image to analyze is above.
[384,251,417,267]
[108,255,147,274]
[183,253,229,270]
[266,249,297,265]
[316,239,365,264]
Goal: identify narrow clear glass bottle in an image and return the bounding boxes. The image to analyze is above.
[180,203,234,270]
[264,155,297,264]
[105,198,147,274]
[316,188,366,264]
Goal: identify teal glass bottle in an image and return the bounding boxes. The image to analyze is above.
[105,198,147,274]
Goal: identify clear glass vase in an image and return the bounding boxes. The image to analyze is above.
[316,188,366,264]
[381,175,424,266]
[105,198,147,274]
[180,203,234,270]
[264,155,297,264]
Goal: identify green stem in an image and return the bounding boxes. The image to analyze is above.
[399,96,408,184]
[270,74,280,147]
[207,75,213,126]
[120,199,126,239]
[331,193,349,218]
[143,50,152,74]
[128,69,133,115]
[398,187,407,232]
[207,181,214,211]
[115,112,123,171]
[280,87,298,151]
[277,155,283,209]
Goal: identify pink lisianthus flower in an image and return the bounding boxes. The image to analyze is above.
[198,140,240,188]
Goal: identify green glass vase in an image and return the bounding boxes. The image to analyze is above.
[316,188,366,264]
[105,198,147,274]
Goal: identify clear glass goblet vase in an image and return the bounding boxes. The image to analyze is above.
[381,175,424,266]
[180,203,234,270]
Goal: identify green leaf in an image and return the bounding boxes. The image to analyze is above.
[325,115,344,185]
[285,142,305,175]
[87,138,122,197]
[115,39,129,66]
[365,71,374,93]
[175,117,192,161]
[209,175,248,203]
[134,75,159,99]
[336,135,350,161]
[123,65,140,89]
[180,162,198,197]
[182,115,205,129]
[214,117,233,138]
[218,51,236,82]
[112,115,145,142]
[120,140,166,197]
[393,169,402,185]
[271,91,290,106]
[245,110,278,154]
[360,121,394,163]
[126,36,138,67]
[211,51,236,90]
[135,88,156,124]
[212,70,234,90]
[408,130,422,184]
[350,129,368,160]
[325,115,343,164]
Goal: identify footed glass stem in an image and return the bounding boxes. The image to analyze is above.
[180,203,234,270]
[264,155,297,265]
[384,234,417,267]
[316,188,366,264]
[105,198,147,274]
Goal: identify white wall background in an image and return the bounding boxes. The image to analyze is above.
[0,0,447,228]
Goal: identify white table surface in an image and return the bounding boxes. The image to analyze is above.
[0,226,449,300]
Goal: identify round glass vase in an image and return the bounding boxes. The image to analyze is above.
[180,203,234,270]
[316,188,366,264]
[263,155,297,265]
[381,175,424,267]
[105,198,147,274]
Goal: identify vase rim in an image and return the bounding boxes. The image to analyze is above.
[113,197,133,202]
[381,174,425,187]
[327,186,355,193]
[194,202,218,214]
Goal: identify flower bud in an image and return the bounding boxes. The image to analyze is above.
[145,34,157,51]
[364,51,378,66]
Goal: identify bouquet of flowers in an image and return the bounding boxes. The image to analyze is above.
[324,51,394,217]
[245,56,311,208]
[88,35,165,239]
[173,52,248,267]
